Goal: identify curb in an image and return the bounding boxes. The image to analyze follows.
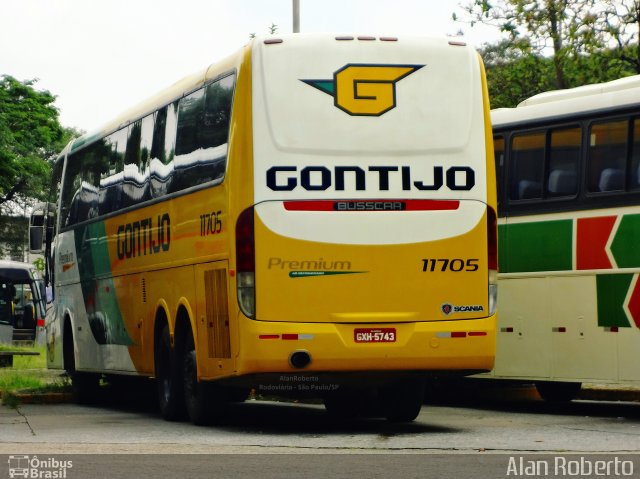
[480,385,640,403]
[0,390,72,405]
[579,387,640,403]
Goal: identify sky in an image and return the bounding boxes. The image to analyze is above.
[0,0,502,133]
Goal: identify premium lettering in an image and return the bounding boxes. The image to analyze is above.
[268,257,351,271]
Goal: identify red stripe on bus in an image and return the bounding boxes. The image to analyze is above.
[283,200,460,211]
[576,216,616,270]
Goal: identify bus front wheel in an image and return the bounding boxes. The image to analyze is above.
[63,320,100,404]
[155,324,184,421]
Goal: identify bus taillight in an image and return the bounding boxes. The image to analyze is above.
[487,206,498,316]
[236,207,256,319]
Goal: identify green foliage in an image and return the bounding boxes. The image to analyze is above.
[32,258,45,273]
[484,41,638,108]
[0,344,69,407]
[0,76,74,208]
[457,0,640,97]
[0,215,28,261]
[249,22,279,39]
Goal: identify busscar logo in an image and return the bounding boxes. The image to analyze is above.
[302,64,424,116]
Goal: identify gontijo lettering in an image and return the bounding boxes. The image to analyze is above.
[117,213,170,260]
[267,165,475,192]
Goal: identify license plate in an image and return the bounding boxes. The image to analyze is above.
[354,328,396,343]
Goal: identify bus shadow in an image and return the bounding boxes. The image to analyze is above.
[424,379,640,420]
[212,400,455,435]
[89,379,458,435]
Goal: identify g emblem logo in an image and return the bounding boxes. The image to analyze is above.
[302,64,424,116]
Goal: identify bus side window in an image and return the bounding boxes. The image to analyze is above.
[588,119,628,193]
[172,74,235,193]
[631,118,640,190]
[0,282,13,325]
[173,88,205,192]
[547,126,580,197]
[510,132,544,201]
[122,120,150,208]
[61,151,84,226]
[100,129,127,215]
[197,74,235,184]
[494,135,504,209]
[149,106,174,198]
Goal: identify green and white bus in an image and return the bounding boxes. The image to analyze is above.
[489,75,640,401]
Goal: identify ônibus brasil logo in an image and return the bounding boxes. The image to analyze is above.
[302,64,424,116]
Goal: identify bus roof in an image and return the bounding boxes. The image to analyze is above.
[68,46,247,154]
[0,260,37,281]
[491,74,640,129]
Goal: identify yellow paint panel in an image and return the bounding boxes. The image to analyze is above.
[255,210,490,323]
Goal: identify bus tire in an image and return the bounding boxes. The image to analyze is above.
[380,379,425,423]
[63,321,100,404]
[535,381,582,403]
[182,328,227,425]
[323,390,363,419]
[155,323,185,421]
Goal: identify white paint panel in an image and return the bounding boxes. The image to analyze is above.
[493,277,552,378]
[252,34,488,204]
[255,200,485,245]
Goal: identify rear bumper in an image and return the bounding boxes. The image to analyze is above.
[233,313,496,377]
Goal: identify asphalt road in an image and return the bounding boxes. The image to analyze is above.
[0,388,639,478]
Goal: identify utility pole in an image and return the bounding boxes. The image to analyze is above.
[292,0,300,33]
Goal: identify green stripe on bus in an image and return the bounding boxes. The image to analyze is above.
[596,274,632,328]
[500,220,573,273]
[75,221,133,346]
[611,214,640,268]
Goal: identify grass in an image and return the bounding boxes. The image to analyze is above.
[0,343,70,407]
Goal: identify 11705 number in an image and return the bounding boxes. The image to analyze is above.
[422,258,479,272]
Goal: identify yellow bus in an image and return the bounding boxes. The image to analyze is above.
[31,34,497,423]
[489,75,640,401]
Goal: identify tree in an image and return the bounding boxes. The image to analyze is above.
[598,0,640,73]
[455,0,606,89]
[0,215,28,261]
[249,22,279,39]
[481,39,638,108]
[480,39,556,108]
[0,76,73,210]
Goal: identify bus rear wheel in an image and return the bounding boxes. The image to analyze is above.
[155,324,184,421]
[379,379,425,422]
[535,381,582,403]
[323,390,365,419]
[183,329,227,425]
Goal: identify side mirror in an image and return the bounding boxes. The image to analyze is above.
[29,202,55,254]
[29,225,45,253]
